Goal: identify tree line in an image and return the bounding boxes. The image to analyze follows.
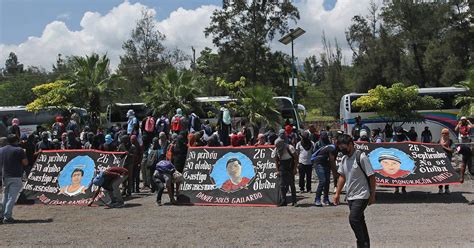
[0,1,472,126]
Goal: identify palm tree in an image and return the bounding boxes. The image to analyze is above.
[72,53,116,116]
[455,68,474,117]
[241,85,281,130]
[145,68,200,116]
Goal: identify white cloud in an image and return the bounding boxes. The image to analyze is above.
[0,2,218,71]
[271,0,381,64]
[0,0,379,70]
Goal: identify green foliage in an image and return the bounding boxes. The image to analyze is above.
[118,9,169,94]
[204,1,298,86]
[0,67,51,106]
[145,68,200,117]
[4,52,24,75]
[353,83,443,123]
[241,85,281,129]
[26,80,77,112]
[455,68,474,117]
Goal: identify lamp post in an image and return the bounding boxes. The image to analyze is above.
[279,27,305,105]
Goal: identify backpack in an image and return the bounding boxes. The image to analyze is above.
[92,171,105,187]
[190,114,201,131]
[166,143,174,161]
[171,116,182,132]
[144,117,155,133]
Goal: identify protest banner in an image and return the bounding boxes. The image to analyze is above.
[22,150,126,206]
[178,146,279,207]
[349,142,461,186]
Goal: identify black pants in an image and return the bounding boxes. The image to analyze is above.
[279,159,296,205]
[133,165,140,192]
[348,199,370,248]
[298,163,312,192]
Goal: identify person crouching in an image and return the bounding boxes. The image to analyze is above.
[153,160,183,206]
[92,166,128,208]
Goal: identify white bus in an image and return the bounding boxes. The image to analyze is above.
[0,106,88,136]
[340,87,469,142]
[106,96,305,131]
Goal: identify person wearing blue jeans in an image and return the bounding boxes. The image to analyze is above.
[311,143,337,207]
[0,134,28,224]
[315,164,331,206]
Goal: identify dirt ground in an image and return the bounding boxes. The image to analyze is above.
[1,180,474,247]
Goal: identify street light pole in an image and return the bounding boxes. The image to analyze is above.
[279,27,305,106]
[291,39,295,104]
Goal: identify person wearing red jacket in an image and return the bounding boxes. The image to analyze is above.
[92,166,128,208]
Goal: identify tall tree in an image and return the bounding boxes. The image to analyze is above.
[118,8,168,93]
[4,52,24,75]
[204,0,299,85]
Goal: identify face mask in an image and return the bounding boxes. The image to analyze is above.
[340,148,350,155]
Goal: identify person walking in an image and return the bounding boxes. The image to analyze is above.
[392,127,408,194]
[334,134,376,248]
[312,141,337,207]
[117,135,136,196]
[0,134,28,224]
[295,131,314,193]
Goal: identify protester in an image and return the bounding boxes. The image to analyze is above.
[102,134,116,152]
[66,130,82,149]
[372,128,383,143]
[308,125,320,143]
[83,132,94,149]
[406,127,418,142]
[80,126,90,146]
[455,117,472,143]
[457,144,472,185]
[35,131,53,152]
[284,124,297,146]
[255,133,267,146]
[383,123,394,142]
[23,134,36,177]
[0,134,28,224]
[126,110,137,135]
[352,116,363,141]
[153,160,183,206]
[131,135,143,193]
[171,133,188,175]
[218,107,232,146]
[334,134,376,248]
[207,133,222,147]
[193,131,206,147]
[156,114,170,135]
[273,135,298,206]
[171,108,185,134]
[438,128,453,194]
[8,118,21,139]
[66,114,80,137]
[117,134,136,196]
[296,131,314,193]
[188,131,197,147]
[312,138,337,207]
[392,127,408,194]
[142,112,156,150]
[230,131,244,147]
[202,120,213,142]
[189,112,202,133]
[421,126,432,143]
[241,120,253,145]
[142,137,160,190]
[92,166,128,208]
[52,116,66,140]
[358,130,371,142]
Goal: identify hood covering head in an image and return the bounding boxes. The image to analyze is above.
[284,125,292,135]
[222,108,231,125]
[320,131,330,145]
[55,116,63,123]
[126,109,135,118]
[105,134,113,145]
[176,108,183,117]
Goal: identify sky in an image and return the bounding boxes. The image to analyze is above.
[0,0,380,70]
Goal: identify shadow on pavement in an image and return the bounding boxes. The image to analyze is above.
[13,218,54,224]
[121,203,142,208]
[375,191,469,204]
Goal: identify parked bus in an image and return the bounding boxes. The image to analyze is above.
[106,96,304,131]
[340,87,470,142]
[0,106,88,136]
[105,103,149,128]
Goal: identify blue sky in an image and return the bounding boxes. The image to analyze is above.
[2,0,373,70]
[0,0,337,44]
